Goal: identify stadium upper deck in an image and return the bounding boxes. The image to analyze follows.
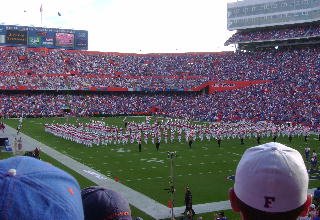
[227,0,320,30]
[0,46,318,90]
[225,21,320,45]
[226,0,320,50]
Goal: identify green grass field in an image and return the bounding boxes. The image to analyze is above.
[2,116,319,220]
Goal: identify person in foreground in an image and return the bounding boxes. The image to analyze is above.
[229,142,312,220]
[0,156,84,219]
[81,186,132,220]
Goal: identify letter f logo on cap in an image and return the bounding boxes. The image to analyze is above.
[264,196,275,208]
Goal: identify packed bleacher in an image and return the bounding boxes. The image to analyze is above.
[0,46,320,125]
[0,79,319,125]
[0,74,208,89]
[225,22,320,45]
[0,47,320,89]
[0,47,226,77]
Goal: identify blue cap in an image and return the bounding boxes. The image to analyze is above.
[81,186,132,220]
[0,156,84,220]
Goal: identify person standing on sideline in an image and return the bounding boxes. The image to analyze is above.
[256,133,261,144]
[217,136,221,148]
[312,150,317,158]
[184,186,195,216]
[0,122,5,133]
[272,133,277,142]
[304,147,311,161]
[138,138,142,152]
[13,138,18,155]
[17,137,23,151]
[304,133,308,142]
[123,117,128,129]
[310,156,318,170]
[155,137,160,151]
[17,117,23,135]
[188,136,193,149]
[229,142,312,220]
[240,136,244,145]
[215,211,228,220]
[289,134,293,143]
[34,147,40,159]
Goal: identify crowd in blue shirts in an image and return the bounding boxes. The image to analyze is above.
[0,47,319,126]
[225,23,320,45]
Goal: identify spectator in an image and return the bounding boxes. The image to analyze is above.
[313,211,320,220]
[0,156,84,219]
[229,142,312,220]
[308,204,317,219]
[215,211,227,220]
[184,186,195,216]
[298,213,311,220]
[181,211,193,220]
[314,187,320,206]
[81,186,132,220]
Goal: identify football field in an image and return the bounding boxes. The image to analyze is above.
[2,116,319,219]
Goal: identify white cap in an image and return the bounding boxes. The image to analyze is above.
[7,169,16,176]
[234,142,309,212]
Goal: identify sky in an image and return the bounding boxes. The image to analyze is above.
[0,0,236,53]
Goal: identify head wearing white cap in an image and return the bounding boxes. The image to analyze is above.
[234,142,309,212]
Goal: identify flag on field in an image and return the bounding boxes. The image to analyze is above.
[40,4,43,13]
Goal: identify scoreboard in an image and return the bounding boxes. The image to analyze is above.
[0,25,88,50]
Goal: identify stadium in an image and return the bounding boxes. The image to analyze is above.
[0,0,320,219]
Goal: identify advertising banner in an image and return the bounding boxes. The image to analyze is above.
[55,33,74,48]
[28,30,55,48]
[6,30,27,45]
[74,30,88,50]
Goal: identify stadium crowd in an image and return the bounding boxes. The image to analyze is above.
[225,23,320,45]
[0,47,226,77]
[0,47,319,79]
[0,74,208,89]
[0,46,319,125]
[0,46,319,89]
[0,80,319,126]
